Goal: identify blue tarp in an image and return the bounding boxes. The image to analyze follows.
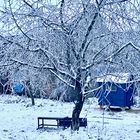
[95,74,135,108]
[13,83,24,95]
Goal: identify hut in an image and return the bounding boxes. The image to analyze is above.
[95,73,135,109]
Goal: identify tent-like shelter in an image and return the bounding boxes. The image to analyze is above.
[95,73,135,109]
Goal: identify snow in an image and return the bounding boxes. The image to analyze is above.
[96,73,132,83]
[0,95,140,140]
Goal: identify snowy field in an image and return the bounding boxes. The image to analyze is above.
[0,95,140,140]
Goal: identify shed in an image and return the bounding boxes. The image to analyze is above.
[95,73,135,108]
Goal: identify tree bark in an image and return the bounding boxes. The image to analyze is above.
[71,81,85,131]
[30,92,35,106]
[26,80,35,106]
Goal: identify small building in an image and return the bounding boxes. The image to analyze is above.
[95,73,135,109]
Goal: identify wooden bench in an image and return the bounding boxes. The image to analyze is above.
[37,117,87,129]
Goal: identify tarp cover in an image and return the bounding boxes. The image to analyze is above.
[13,83,24,93]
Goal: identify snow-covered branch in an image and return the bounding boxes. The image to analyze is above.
[106,42,140,60]
[8,0,33,40]
[78,11,99,59]
[0,62,15,67]
[104,0,128,6]
[60,0,65,28]
[83,83,105,96]
[11,58,75,88]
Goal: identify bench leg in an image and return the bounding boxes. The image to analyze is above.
[38,119,45,129]
[42,119,44,128]
[38,119,39,128]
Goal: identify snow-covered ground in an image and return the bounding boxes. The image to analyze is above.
[0,95,140,140]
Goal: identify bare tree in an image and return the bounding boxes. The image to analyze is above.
[0,0,140,130]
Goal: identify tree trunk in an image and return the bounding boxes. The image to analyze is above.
[71,81,85,131]
[26,80,35,106]
[30,92,35,106]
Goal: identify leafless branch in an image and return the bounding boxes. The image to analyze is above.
[78,11,99,59]
[0,61,15,67]
[105,0,128,6]
[60,0,65,28]
[78,0,104,59]
[8,0,33,40]
[84,82,105,96]
[11,58,75,88]
[106,42,140,60]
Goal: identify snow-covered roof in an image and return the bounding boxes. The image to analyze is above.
[96,73,132,83]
